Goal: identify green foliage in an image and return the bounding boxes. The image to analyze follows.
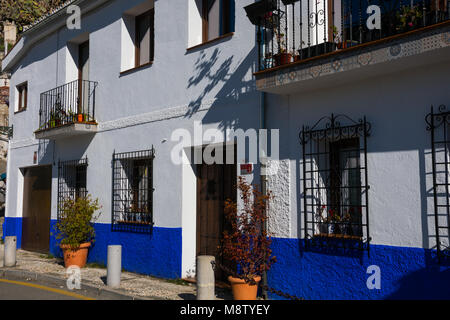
[53,195,101,249]
[0,0,65,32]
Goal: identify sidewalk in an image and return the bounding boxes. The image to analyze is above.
[0,249,232,300]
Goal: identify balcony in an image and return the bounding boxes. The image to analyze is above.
[35,80,98,140]
[246,0,450,93]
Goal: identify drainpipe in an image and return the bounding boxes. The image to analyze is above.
[260,90,269,300]
[257,22,268,300]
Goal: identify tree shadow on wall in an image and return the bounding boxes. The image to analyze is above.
[184,45,258,134]
[386,251,450,300]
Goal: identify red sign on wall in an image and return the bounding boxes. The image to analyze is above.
[240,163,253,175]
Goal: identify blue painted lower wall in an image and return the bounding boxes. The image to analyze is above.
[3,218,449,299]
[2,217,22,249]
[50,221,182,279]
[268,237,450,300]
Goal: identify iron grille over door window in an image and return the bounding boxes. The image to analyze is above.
[426,105,450,260]
[300,114,371,251]
[57,158,88,219]
[112,148,155,233]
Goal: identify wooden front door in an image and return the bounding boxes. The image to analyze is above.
[21,166,52,253]
[196,146,237,282]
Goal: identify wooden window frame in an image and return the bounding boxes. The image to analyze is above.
[202,0,232,43]
[135,9,155,68]
[17,82,28,112]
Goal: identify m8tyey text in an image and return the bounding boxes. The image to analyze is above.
[224,304,271,315]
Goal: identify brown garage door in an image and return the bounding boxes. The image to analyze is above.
[22,166,52,253]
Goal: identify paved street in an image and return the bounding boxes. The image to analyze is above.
[0,278,94,300]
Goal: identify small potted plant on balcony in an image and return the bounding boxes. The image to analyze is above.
[54,195,101,268]
[396,5,423,32]
[220,177,276,300]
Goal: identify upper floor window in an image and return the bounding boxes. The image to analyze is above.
[135,9,154,67]
[120,1,155,73]
[188,0,235,48]
[16,82,28,112]
[202,0,233,42]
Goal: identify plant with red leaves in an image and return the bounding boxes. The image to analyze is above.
[220,176,276,279]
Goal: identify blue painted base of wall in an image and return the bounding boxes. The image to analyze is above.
[49,221,182,279]
[2,217,22,249]
[268,238,450,300]
[4,218,449,299]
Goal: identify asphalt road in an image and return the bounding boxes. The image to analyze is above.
[0,278,94,300]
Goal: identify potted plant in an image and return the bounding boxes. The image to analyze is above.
[396,5,423,32]
[273,30,292,66]
[315,205,328,235]
[220,177,276,300]
[327,209,341,235]
[54,195,101,268]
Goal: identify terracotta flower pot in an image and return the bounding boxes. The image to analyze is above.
[60,242,91,268]
[228,275,261,300]
[77,114,84,122]
[273,53,292,66]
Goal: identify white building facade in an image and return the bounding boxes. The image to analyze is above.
[1,0,450,299]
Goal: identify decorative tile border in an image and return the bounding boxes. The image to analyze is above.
[256,24,450,91]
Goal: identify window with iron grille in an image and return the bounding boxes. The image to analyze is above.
[300,114,371,251]
[112,148,155,233]
[57,158,88,219]
[426,105,450,260]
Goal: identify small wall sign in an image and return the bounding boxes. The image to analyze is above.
[240,163,253,175]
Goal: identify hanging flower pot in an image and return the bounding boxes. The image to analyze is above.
[228,276,261,300]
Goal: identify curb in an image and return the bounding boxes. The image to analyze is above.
[0,268,151,300]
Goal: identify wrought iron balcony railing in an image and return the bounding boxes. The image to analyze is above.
[246,0,450,71]
[38,80,98,132]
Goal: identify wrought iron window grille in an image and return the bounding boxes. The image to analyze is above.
[57,158,88,220]
[112,148,155,233]
[426,105,450,261]
[300,114,371,253]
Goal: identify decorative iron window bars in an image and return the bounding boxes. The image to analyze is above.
[426,105,450,260]
[57,158,88,219]
[300,114,371,252]
[38,80,98,131]
[112,148,155,233]
[245,0,450,70]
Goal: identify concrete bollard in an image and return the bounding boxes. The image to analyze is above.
[107,245,122,288]
[4,236,17,267]
[196,255,215,300]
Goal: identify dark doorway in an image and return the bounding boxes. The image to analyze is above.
[78,40,89,115]
[21,166,52,253]
[196,145,237,282]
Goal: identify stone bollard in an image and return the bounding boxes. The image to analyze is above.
[107,245,122,288]
[196,255,215,300]
[4,236,17,267]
